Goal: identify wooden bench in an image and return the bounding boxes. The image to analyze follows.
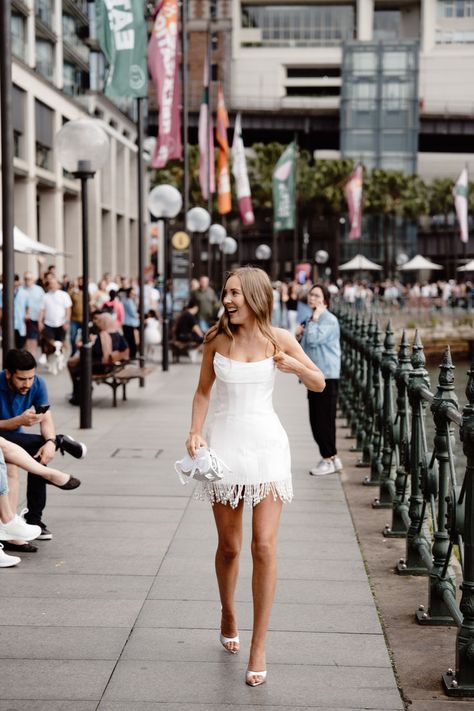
[92,363,154,407]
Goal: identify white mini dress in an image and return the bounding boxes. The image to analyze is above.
[195,352,293,508]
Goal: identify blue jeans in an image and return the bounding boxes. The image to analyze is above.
[70,320,81,355]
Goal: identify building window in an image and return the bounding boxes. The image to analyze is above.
[36,0,53,27]
[373,10,401,40]
[13,85,26,159]
[437,0,474,42]
[241,4,355,46]
[63,62,81,96]
[35,100,54,171]
[438,0,474,17]
[36,39,55,81]
[12,13,26,61]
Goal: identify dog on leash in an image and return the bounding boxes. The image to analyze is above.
[39,337,66,375]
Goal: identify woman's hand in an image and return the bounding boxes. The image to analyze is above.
[273,351,303,376]
[311,304,327,320]
[186,432,208,458]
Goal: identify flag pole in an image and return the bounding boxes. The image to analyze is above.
[181,0,191,284]
[137,96,146,384]
[293,132,298,270]
[206,25,213,280]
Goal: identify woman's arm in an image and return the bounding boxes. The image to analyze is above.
[185,341,216,456]
[272,328,325,392]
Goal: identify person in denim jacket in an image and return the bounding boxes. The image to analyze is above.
[297,284,342,476]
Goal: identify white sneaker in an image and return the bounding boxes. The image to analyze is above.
[333,456,343,471]
[309,459,336,476]
[0,514,42,542]
[0,543,20,567]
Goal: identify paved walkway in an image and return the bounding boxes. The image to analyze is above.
[0,360,403,710]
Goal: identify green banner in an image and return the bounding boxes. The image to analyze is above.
[272,142,296,232]
[95,0,147,98]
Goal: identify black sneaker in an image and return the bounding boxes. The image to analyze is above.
[3,541,38,552]
[37,523,53,541]
[56,434,87,459]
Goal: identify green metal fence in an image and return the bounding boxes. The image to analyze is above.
[334,304,474,697]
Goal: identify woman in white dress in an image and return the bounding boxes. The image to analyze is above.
[186,267,325,687]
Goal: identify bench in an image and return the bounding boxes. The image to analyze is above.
[92,363,155,407]
[170,340,200,364]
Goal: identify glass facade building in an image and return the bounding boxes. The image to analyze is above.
[340,41,419,174]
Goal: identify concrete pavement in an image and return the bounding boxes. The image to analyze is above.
[0,359,403,710]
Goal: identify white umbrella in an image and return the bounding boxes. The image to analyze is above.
[339,254,383,271]
[399,254,442,271]
[0,227,58,255]
[457,259,474,272]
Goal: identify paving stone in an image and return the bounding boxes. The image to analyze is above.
[0,626,128,660]
[0,660,114,700]
[0,573,153,599]
[98,705,400,711]
[0,703,97,711]
[0,598,143,627]
[103,660,403,708]
[135,599,382,634]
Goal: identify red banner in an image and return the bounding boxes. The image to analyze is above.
[344,164,363,240]
[148,0,182,168]
[231,113,255,225]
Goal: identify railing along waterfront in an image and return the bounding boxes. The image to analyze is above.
[335,303,474,697]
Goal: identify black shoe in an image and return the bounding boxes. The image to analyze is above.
[37,523,53,541]
[3,541,38,552]
[56,434,87,459]
[68,398,80,406]
[45,475,81,490]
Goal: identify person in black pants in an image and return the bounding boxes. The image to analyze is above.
[0,349,86,552]
[297,284,342,476]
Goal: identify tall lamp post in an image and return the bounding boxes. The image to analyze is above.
[148,185,182,372]
[186,207,211,279]
[208,223,226,286]
[56,119,110,429]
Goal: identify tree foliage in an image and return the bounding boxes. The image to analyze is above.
[149,142,470,222]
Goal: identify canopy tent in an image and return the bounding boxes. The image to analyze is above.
[457,260,474,272]
[0,227,58,255]
[399,254,442,271]
[339,254,383,271]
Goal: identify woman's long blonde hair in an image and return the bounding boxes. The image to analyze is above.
[205,266,280,354]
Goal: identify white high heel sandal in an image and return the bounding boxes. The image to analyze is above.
[245,670,267,687]
[219,633,240,654]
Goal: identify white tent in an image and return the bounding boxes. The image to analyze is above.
[399,254,442,271]
[339,254,383,271]
[0,227,58,256]
[457,260,474,272]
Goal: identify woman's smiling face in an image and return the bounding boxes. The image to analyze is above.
[222,275,252,325]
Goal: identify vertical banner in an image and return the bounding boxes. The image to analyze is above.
[453,167,469,243]
[272,142,296,232]
[216,84,231,215]
[147,0,182,168]
[231,113,255,225]
[95,0,147,98]
[345,163,363,240]
[198,55,215,200]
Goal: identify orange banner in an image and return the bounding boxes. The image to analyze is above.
[216,84,231,215]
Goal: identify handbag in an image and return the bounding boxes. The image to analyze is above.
[174,447,230,485]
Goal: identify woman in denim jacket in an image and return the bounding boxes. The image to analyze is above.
[297,284,342,476]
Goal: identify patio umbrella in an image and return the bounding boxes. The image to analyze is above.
[457,259,474,272]
[399,254,442,271]
[0,226,58,255]
[339,254,383,271]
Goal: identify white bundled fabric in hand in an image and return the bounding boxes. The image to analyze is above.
[175,447,230,485]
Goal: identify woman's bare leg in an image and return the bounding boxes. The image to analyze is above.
[212,500,244,652]
[248,495,283,680]
[6,464,20,512]
[0,438,70,487]
[0,492,15,524]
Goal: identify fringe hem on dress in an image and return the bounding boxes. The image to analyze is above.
[193,479,293,509]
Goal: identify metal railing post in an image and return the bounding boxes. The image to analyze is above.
[398,331,432,576]
[364,321,384,486]
[443,358,474,695]
[357,318,374,467]
[351,318,367,450]
[374,321,398,509]
[384,330,413,538]
[347,315,360,438]
[417,346,458,625]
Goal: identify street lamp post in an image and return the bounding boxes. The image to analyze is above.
[209,223,226,287]
[186,207,211,279]
[56,119,110,429]
[148,185,183,372]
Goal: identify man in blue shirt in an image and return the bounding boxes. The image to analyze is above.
[0,349,86,552]
[23,271,45,356]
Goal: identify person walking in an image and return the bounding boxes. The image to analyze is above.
[122,288,139,360]
[38,277,72,352]
[23,272,45,357]
[191,276,219,333]
[185,266,325,687]
[297,283,342,476]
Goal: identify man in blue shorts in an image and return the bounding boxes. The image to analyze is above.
[0,349,86,553]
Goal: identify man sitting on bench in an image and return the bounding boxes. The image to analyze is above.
[68,312,129,405]
[173,298,204,361]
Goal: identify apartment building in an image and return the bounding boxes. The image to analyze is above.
[8,0,142,281]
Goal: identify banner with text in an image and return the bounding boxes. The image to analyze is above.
[345,164,363,240]
[272,142,296,232]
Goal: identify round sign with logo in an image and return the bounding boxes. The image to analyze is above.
[171,231,190,251]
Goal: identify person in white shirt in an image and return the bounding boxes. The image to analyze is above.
[38,278,72,345]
